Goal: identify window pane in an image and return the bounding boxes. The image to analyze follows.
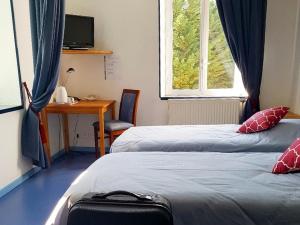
[207,0,234,89]
[173,0,200,89]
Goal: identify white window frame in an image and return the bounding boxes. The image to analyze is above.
[159,0,247,98]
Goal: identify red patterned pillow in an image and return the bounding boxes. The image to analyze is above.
[238,106,289,134]
[273,138,300,174]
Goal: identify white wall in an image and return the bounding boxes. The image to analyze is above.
[0,0,34,188]
[261,0,299,109]
[52,0,168,148]
[291,1,300,113]
[47,0,300,151]
[64,0,167,125]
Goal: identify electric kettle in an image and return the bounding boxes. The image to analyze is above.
[56,86,68,104]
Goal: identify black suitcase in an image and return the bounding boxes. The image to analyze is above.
[67,191,173,225]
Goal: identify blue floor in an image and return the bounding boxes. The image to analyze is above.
[0,152,96,225]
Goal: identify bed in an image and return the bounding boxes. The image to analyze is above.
[47,152,300,225]
[111,119,300,153]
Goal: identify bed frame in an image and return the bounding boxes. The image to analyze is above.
[285,111,300,119]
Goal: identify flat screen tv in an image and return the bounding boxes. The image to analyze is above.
[63,14,94,49]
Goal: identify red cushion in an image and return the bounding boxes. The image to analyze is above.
[273,138,300,174]
[238,106,289,134]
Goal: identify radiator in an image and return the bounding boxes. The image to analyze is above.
[168,99,242,125]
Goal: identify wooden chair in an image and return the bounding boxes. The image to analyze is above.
[93,89,140,157]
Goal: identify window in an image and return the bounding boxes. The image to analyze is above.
[159,0,247,98]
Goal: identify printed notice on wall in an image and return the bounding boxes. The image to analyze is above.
[105,55,121,80]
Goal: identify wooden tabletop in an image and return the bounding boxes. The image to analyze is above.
[45,100,115,114]
[47,100,114,108]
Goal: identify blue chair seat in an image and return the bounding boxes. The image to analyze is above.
[93,120,134,132]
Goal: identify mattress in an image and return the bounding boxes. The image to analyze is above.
[111,119,300,153]
[47,152,300,225]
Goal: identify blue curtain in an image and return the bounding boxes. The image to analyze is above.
[216,0,267,122]
[21,0,65,168]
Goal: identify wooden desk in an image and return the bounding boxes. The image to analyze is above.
[42,100,115,163]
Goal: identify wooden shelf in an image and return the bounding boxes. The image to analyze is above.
[62,49,113,55]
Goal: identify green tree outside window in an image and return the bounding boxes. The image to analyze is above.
[172,0,234,90]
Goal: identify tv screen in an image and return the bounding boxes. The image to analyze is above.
[63,14,94,49]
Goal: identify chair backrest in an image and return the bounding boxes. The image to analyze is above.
[119,89,140,125]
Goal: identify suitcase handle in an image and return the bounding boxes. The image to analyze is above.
[92,191,153,202]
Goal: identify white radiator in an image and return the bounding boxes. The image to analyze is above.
[168,99,242,125]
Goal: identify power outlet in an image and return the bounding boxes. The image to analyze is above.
[75,132,93,140]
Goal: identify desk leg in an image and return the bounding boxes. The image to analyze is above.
[98,109,105,157]
[111,102,116,120]
[41,110,51,165]
[62,114,70,152]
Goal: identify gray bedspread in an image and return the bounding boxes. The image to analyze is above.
[48,152,300,225]
[111,119,300,153]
